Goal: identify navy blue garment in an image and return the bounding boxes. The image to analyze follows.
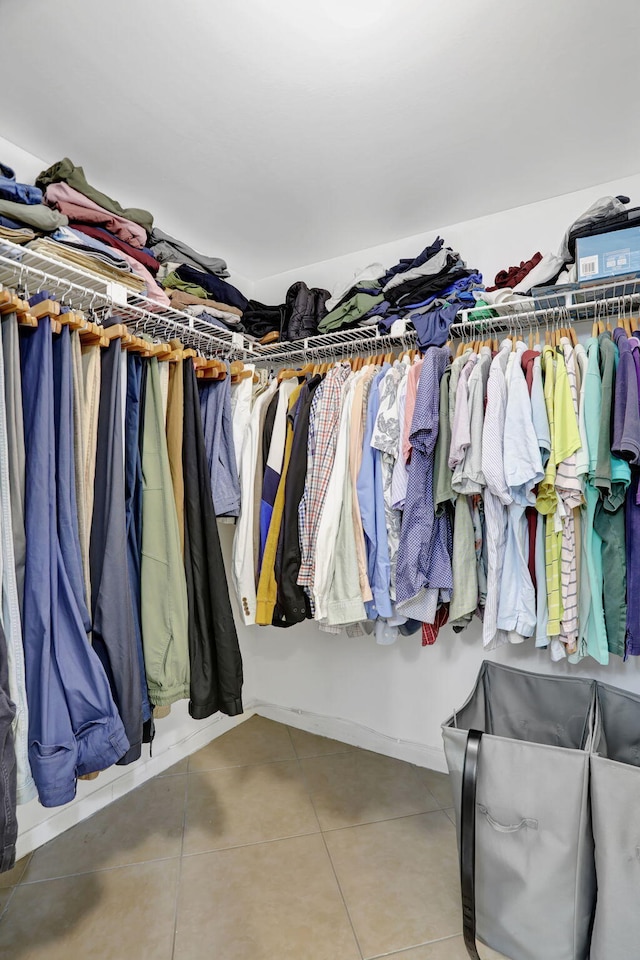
[380,237,444,286]
[28,291,56,308]
[0,161,42,205]
[90,335,143,765]
[52,326,91,632]
[21,319,129,806]
[412,302,461,349]
[0,214,34,231]
[174,264,248,312]
[124,353,153,734]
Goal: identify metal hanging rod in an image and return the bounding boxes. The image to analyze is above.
[0,240,253,359]
[252,326,419,367]
[454,276,640,332]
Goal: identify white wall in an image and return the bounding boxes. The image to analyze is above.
[0,135,254,295]
[238,169,640,774]
[254,171,640,303]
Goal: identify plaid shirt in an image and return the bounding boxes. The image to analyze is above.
[297,363,351,589]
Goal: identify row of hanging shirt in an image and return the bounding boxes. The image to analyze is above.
[0,295,243,823]
[231,318,639,666]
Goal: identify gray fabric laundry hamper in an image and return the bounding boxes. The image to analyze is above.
[589,682,640,960]
[442,661,597,960]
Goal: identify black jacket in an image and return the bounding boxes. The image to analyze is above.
[284,282,330,341]
[182,360,243,719]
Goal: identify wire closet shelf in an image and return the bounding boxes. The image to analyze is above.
[3,238,640,365]
[0,239,252,360]
[248,275,640,366]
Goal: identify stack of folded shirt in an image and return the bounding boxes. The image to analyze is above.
[0,216,35,244]
[317,238,483,346]
[0,161,67,241]
[32,159,175,305]
[37,159,153,234]
[149,226,229,278]
[43,182,148,249]
[163,263,248,312]
[28,235,146,294]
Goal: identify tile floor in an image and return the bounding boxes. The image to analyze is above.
[0,715,510,960]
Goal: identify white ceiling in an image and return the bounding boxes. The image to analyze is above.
[2,0,640,280]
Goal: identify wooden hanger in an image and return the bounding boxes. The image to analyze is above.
[0,291,22,315]
[153,342,175,361]
[103,323,130,342]
[195,357,226,380]
[124,334,150,354]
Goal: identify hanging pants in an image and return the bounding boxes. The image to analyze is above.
[200,372,240,517]
[141,355,190,707]
[90,337,143,765]
[0,620,17,873]
[1,312,26,617]
[21,320,129,806]
[0,318,34,803]
[53,328,91,630]
[124,353,152,732]
[183,360,243,719]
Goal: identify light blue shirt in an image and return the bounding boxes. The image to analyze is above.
[497,345,543,639]
[357,365,392,619]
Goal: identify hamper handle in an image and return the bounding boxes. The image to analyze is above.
[460,729,483,960]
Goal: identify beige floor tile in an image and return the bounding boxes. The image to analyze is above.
[325,811,461,958]
[413,767,453,809]
[0,858,179,960]
[24,774,187,882]
[174,835,360,960]
[188,715,295,771]
[183,760,319,855]
[288,725,354,758]
[300,749,440,830]
[0,854,31,889]
[157,757,189,776]
[0,888,13,917]
[380,937,510,959]
[443,808,457,827]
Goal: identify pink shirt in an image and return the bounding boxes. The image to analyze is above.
[45,182,148,249]
[402,359,424,463]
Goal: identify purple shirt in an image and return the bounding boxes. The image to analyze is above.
[612,328,640,464]
[621,332,640,657]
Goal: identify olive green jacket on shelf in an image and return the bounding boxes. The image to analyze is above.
[36,158,154,234]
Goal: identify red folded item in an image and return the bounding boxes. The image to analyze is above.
[487,252,542,292]
[69,223,160,275]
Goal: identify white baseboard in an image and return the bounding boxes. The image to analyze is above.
[15,708,256,861]
[252,700,448,773]
[16,699,448,861]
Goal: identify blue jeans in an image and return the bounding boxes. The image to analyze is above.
[21,319,129,807]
